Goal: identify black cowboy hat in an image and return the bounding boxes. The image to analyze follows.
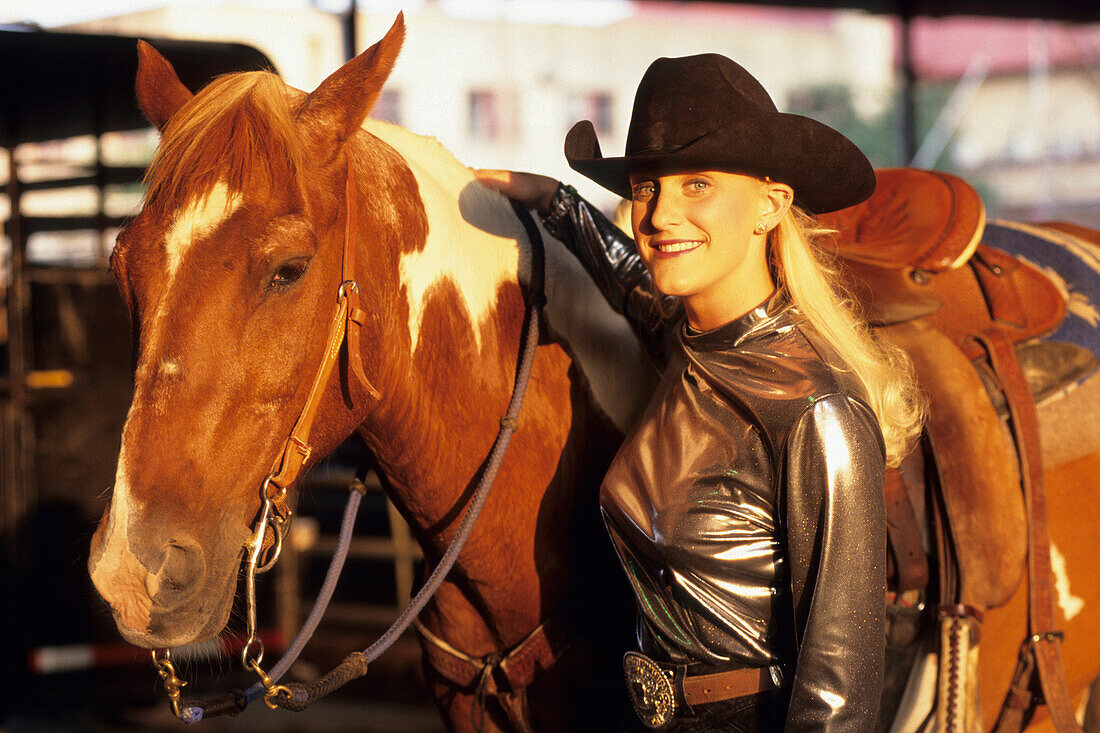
[565,53,876,214]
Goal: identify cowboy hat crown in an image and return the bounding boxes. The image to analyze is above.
[565,53,875,214]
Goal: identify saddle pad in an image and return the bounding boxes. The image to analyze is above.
[984,221,1100,382]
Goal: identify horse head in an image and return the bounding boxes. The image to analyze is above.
[89,16,411,648]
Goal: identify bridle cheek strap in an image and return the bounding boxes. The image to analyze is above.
[265,164,379,519]
[341,166,375,394]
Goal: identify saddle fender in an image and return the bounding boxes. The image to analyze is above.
[878,320,1028,610]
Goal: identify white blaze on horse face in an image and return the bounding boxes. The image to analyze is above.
[1050,542,1085,621]
[89,183,244,630]
[364,121,519,354]
[89,442,154,632]
[164,182,243,281]
[141,182,243,364]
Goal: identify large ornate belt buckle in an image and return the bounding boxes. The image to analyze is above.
[623,651,676,729]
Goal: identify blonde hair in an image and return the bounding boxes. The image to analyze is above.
[771,207,925,467]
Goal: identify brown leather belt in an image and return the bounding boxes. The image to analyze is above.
[681,665,774,706]
[622,651,778,729]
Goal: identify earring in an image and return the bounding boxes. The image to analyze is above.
[754,223,767,235]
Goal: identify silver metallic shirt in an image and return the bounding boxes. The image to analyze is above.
[543,185,887,731]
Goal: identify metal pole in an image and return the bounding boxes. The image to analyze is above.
[898,1,918,166]
[1028,21,1053,217]
[911,55,990,168]
[4,144,33,530]
[344,0,358,62]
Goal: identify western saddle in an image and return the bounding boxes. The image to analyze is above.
[821,168,1091,733]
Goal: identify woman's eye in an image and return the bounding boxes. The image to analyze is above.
[266,257,310,291]
[686,179,710,192]
[632,183,656,201]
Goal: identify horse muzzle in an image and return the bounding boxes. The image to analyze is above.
[89,506,249,648]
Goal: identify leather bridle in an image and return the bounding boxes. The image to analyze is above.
[235,163,383,705]
[152,163,548,723]
[257,163,378,531]
[152,162,378,717]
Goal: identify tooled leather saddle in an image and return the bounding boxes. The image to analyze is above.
[821,168,1092,733]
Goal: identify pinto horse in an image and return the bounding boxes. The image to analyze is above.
[87,16,646,731]
[89,16,1100,732]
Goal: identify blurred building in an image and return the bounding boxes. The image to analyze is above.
[64,1,898,211]
[61,1,1100,223]
[908,15,1100,223]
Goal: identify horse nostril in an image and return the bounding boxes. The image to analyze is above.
[146,539,206,611]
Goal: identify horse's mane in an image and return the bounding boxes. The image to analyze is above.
[144,71,303,211]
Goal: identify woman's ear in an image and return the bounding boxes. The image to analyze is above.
[761,181,795,228]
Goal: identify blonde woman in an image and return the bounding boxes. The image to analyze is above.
[479,53,922,731]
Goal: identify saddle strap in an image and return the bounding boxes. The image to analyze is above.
[885,465,929,593]
[977,329,1084,733]
[415,610,575,731]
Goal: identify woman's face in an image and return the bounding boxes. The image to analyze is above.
[629,169,779,329]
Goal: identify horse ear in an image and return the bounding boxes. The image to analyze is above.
[135,41,194,130]
[296,13,405,154]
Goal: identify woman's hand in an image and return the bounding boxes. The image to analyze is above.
[474,169,560,216]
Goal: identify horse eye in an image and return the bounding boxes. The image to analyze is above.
[266,257,310,291]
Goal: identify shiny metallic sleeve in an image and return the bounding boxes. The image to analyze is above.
[541,184,673,364]
[782,395,887,731]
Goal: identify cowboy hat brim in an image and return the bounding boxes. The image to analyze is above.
[565,112,876,215]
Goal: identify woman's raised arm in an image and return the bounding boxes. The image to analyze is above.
[474,169,559,216]
[476,168,671,366]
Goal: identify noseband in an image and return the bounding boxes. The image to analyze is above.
[152,164,547,723]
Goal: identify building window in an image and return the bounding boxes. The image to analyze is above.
[372,88,402,125]
[468,89,517,143]
[568,91,614,135]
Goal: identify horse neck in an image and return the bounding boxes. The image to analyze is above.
[339,127,621,648]
[351,121,562,545]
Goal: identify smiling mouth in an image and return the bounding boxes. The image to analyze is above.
[652,240,703,256]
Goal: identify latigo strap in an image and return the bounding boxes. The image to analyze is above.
[980,329,1083,733]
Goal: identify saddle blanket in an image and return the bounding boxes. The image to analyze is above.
[986,220,1100,376]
